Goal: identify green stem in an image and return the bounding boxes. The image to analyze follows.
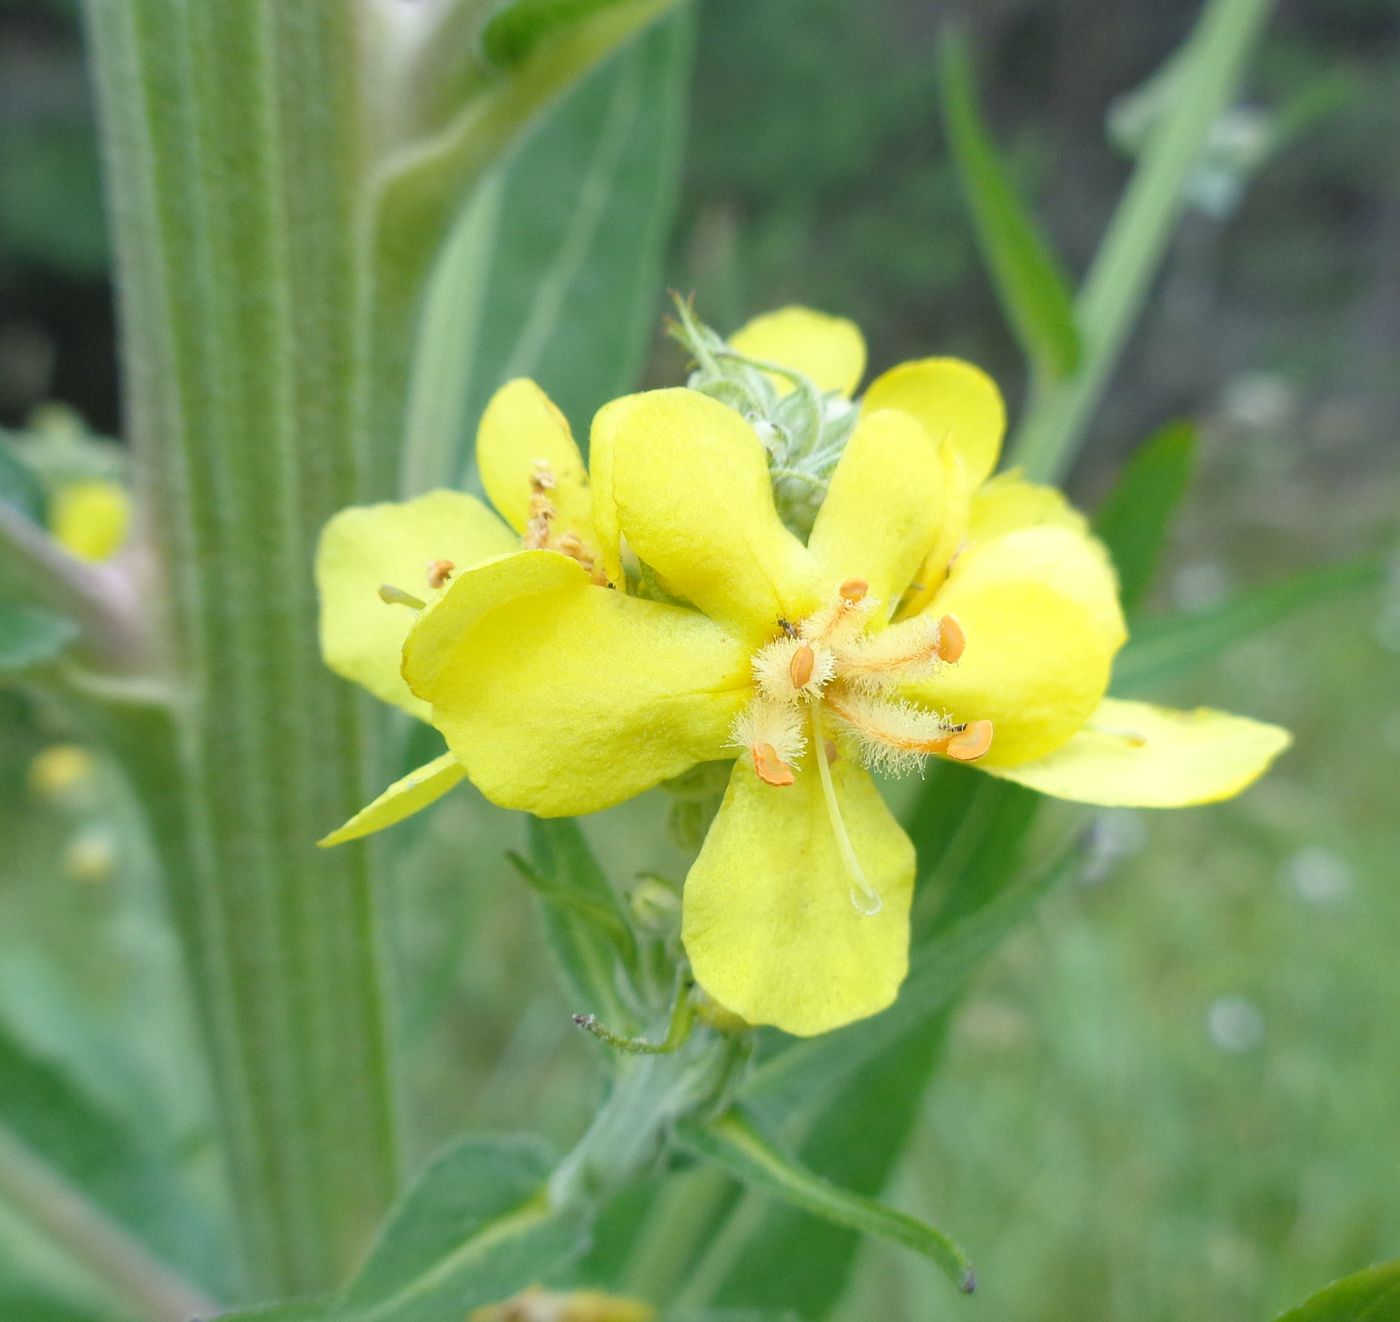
[81,2,398,1295]
[0,1121,219,1322]
[1008,0,1274,482]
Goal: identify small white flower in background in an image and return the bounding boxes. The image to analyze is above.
[1280,846,1352,908]
[1206,996,1265,1054]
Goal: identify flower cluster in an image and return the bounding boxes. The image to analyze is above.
[316,307,1289,1036]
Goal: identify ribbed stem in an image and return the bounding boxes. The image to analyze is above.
[81,2,397,1295]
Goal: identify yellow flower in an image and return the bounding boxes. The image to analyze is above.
[319,307,1290,1038]
[50,478,129,562]
[315,380,605,844]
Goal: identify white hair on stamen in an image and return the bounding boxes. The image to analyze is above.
[730,696,807,768]
[823,690,955,777]
[751,635,836,704]
[831,613,945,691]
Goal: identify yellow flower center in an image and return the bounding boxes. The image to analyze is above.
[731,579,994,914]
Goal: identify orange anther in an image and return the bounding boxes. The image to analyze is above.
[751,742,795,787]
[426,558,455,589]
[839,577,869,604]
[945,719,993,762]
[789,643,816,689]
[936,614,965,663]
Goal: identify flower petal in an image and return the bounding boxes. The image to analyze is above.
[903,527,1126,766]
[806,407,946,618]
[967,470,1088,543]
[589,388,818,635]
[862,358,1006,487]
[728,306,867,397]
[476,379,592,537]
[402,549,752,816]
[682,757,914,1037]
[317,750,466,847]
[316,490,517,718]
[983,698,1291,806]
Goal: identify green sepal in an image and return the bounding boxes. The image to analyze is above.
[483,0,663,69]
[677,1110,975,1294]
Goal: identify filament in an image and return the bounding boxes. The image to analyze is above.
[811,706,881,916]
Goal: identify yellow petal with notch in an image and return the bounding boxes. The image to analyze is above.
[728,306,867,398]
[984,698,1291,806]
[807,408,945,618]
[317,750,466,847]
[862,358,1006,488]
[403,549,751,816]
[682,757,914,1037]
[589,388,818,636]
[903,527,1125,766]
[476,379,592,537]
[316,490,517,719]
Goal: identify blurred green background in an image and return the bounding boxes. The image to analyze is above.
[2,0,1397,1319]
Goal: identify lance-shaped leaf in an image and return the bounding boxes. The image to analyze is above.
[677,1110,975,1295]
[939,28,1080,381]
[483,0,670,69]
[331,1135,582,1322]
[1093,421,1197,612]
[1273,1259,1400,1321]
[1112,556,1385,694]
[0,1024,224,1316]
[0,603,79,673]
[0,442,47,524]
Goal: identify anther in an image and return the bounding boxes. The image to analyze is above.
[530,459,557,492]
[839,577,869,604]
[378,583,426,610]
[426,558,455,589]
[936,614,965,664]
[789,644,815,689]
[945,719,993,762]
[751,742,795,787]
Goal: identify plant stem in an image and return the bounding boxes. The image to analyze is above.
[81,2,399,1295]
[0,1121,219,1322]
[1008,0,1274,483]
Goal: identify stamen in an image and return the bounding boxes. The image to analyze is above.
[752,742,795,787]
[426,558,455,589]
[831,613,945,691]
[811,706,881,915]
[530,459,557,491]
[378,583,426,609]
[839,577,869,604]
[944,718,994,762]
[936,614,965,663]
[753,635,835,704]
[789,644,815,688]
[823,689,956,776]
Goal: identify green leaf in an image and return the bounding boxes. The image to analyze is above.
[0,1023,227,1302]
[0,604,79,673]
[509,817,639,1025]
[0,444,48,524]
[938,28,1080,380]
[1112,556,1384,694]
[1009,0,1274,482]
[1093,421,1197,612]
[678,1111,974,1295]
[1274,1260,1400,1321]
[483,0,665,69]
[456,9,693,453]
[332,1134,581,1322]
[201,1305,333,1322]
